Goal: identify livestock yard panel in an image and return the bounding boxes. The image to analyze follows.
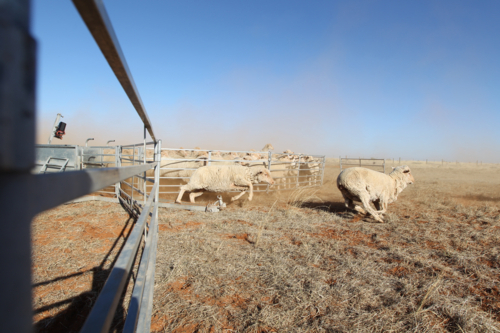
[34,144,81,173]
[0,1,162,332]
[145,148,326,202]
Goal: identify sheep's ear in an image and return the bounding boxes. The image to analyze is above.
[392,167,395,170]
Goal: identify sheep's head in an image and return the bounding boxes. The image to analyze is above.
[391,165,414,185]
[253,168,275,185]
[263,143,274,151]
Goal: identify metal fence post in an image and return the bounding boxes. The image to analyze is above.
[296,155,301,188]
[115,145,121,197]
[155,140,162,204]
[208,151,212,166]
[131,147,135,211]
[383,159,386,173]
[0,1,37,331]
[320,156,326,185]
[266,151,272,193]
[143,126,146,205]
[339,156,342,172]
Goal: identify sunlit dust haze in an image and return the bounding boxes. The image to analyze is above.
[33,0,500,162]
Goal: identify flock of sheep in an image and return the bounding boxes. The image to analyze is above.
[159,144,415,223]
[151,144,323,191]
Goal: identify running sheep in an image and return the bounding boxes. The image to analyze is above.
[337,165,415,223]
[175,165,275,203]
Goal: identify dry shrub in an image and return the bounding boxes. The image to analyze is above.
[286,188,323,209]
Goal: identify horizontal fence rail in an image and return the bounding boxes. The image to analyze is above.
[80,182,158,333]
[72,0,156,141]
[340,157,386,173]
[0,0,163,332]
[146,148,326,197]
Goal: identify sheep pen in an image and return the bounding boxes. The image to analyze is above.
[32,159,500,332]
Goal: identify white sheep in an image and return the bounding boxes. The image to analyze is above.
[175,165,275,203]
[336,165,415,223]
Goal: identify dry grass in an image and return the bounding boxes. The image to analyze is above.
[31,159,500,332]
[32,201,141,333]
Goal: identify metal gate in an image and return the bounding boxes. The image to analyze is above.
[0,1,161,332]
[153,148,326,197]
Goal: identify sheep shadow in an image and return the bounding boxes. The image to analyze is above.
[33,212,138,333]
[299,201,347,214]
[299,201,378,222]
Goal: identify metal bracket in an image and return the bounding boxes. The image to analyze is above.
[39,157,69,173]
[205,195,226,212]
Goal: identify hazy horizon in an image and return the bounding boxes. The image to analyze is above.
[33,1,500,162]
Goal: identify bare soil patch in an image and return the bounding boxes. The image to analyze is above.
[32,160,500,332]
[32,201,139,333]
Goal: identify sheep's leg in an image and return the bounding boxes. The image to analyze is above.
[379,202,388,215]
[373,199,388,215]
[341,192,366,214]
[358,194,384,223]
[189,191,204,203]
[247,182,254,201]
[237,180,254,201]
[231,190,248,201]
[175,187,187,203]
[353,204,367,215]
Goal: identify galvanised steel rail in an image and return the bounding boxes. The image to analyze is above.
[0,1,161,332]
[149,148,326,196]
[72,0,156,142]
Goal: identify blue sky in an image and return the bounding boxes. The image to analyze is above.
[33,1,500,162]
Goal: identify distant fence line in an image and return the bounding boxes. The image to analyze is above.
[340,157,386,173]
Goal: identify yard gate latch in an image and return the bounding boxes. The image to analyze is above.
[55,122,66,139]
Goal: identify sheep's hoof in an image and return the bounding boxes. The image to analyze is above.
[175,200,182,204]
[248,197,253,201]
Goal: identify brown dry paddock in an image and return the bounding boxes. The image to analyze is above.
[32,159,500,332]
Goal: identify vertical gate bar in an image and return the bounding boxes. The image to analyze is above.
[208,151,212,166]
[266,151,272,193]
[339,156,342,172]
[77,145,81,170]
[320,156,326,186]
[115,146,121,198]
[383,159,386,173]
[296,155,301,188]
[155,140,161,205]
[131,146,135,211]
[0,1,36,332]
[143,126,146,205]
[359,157,361,167]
